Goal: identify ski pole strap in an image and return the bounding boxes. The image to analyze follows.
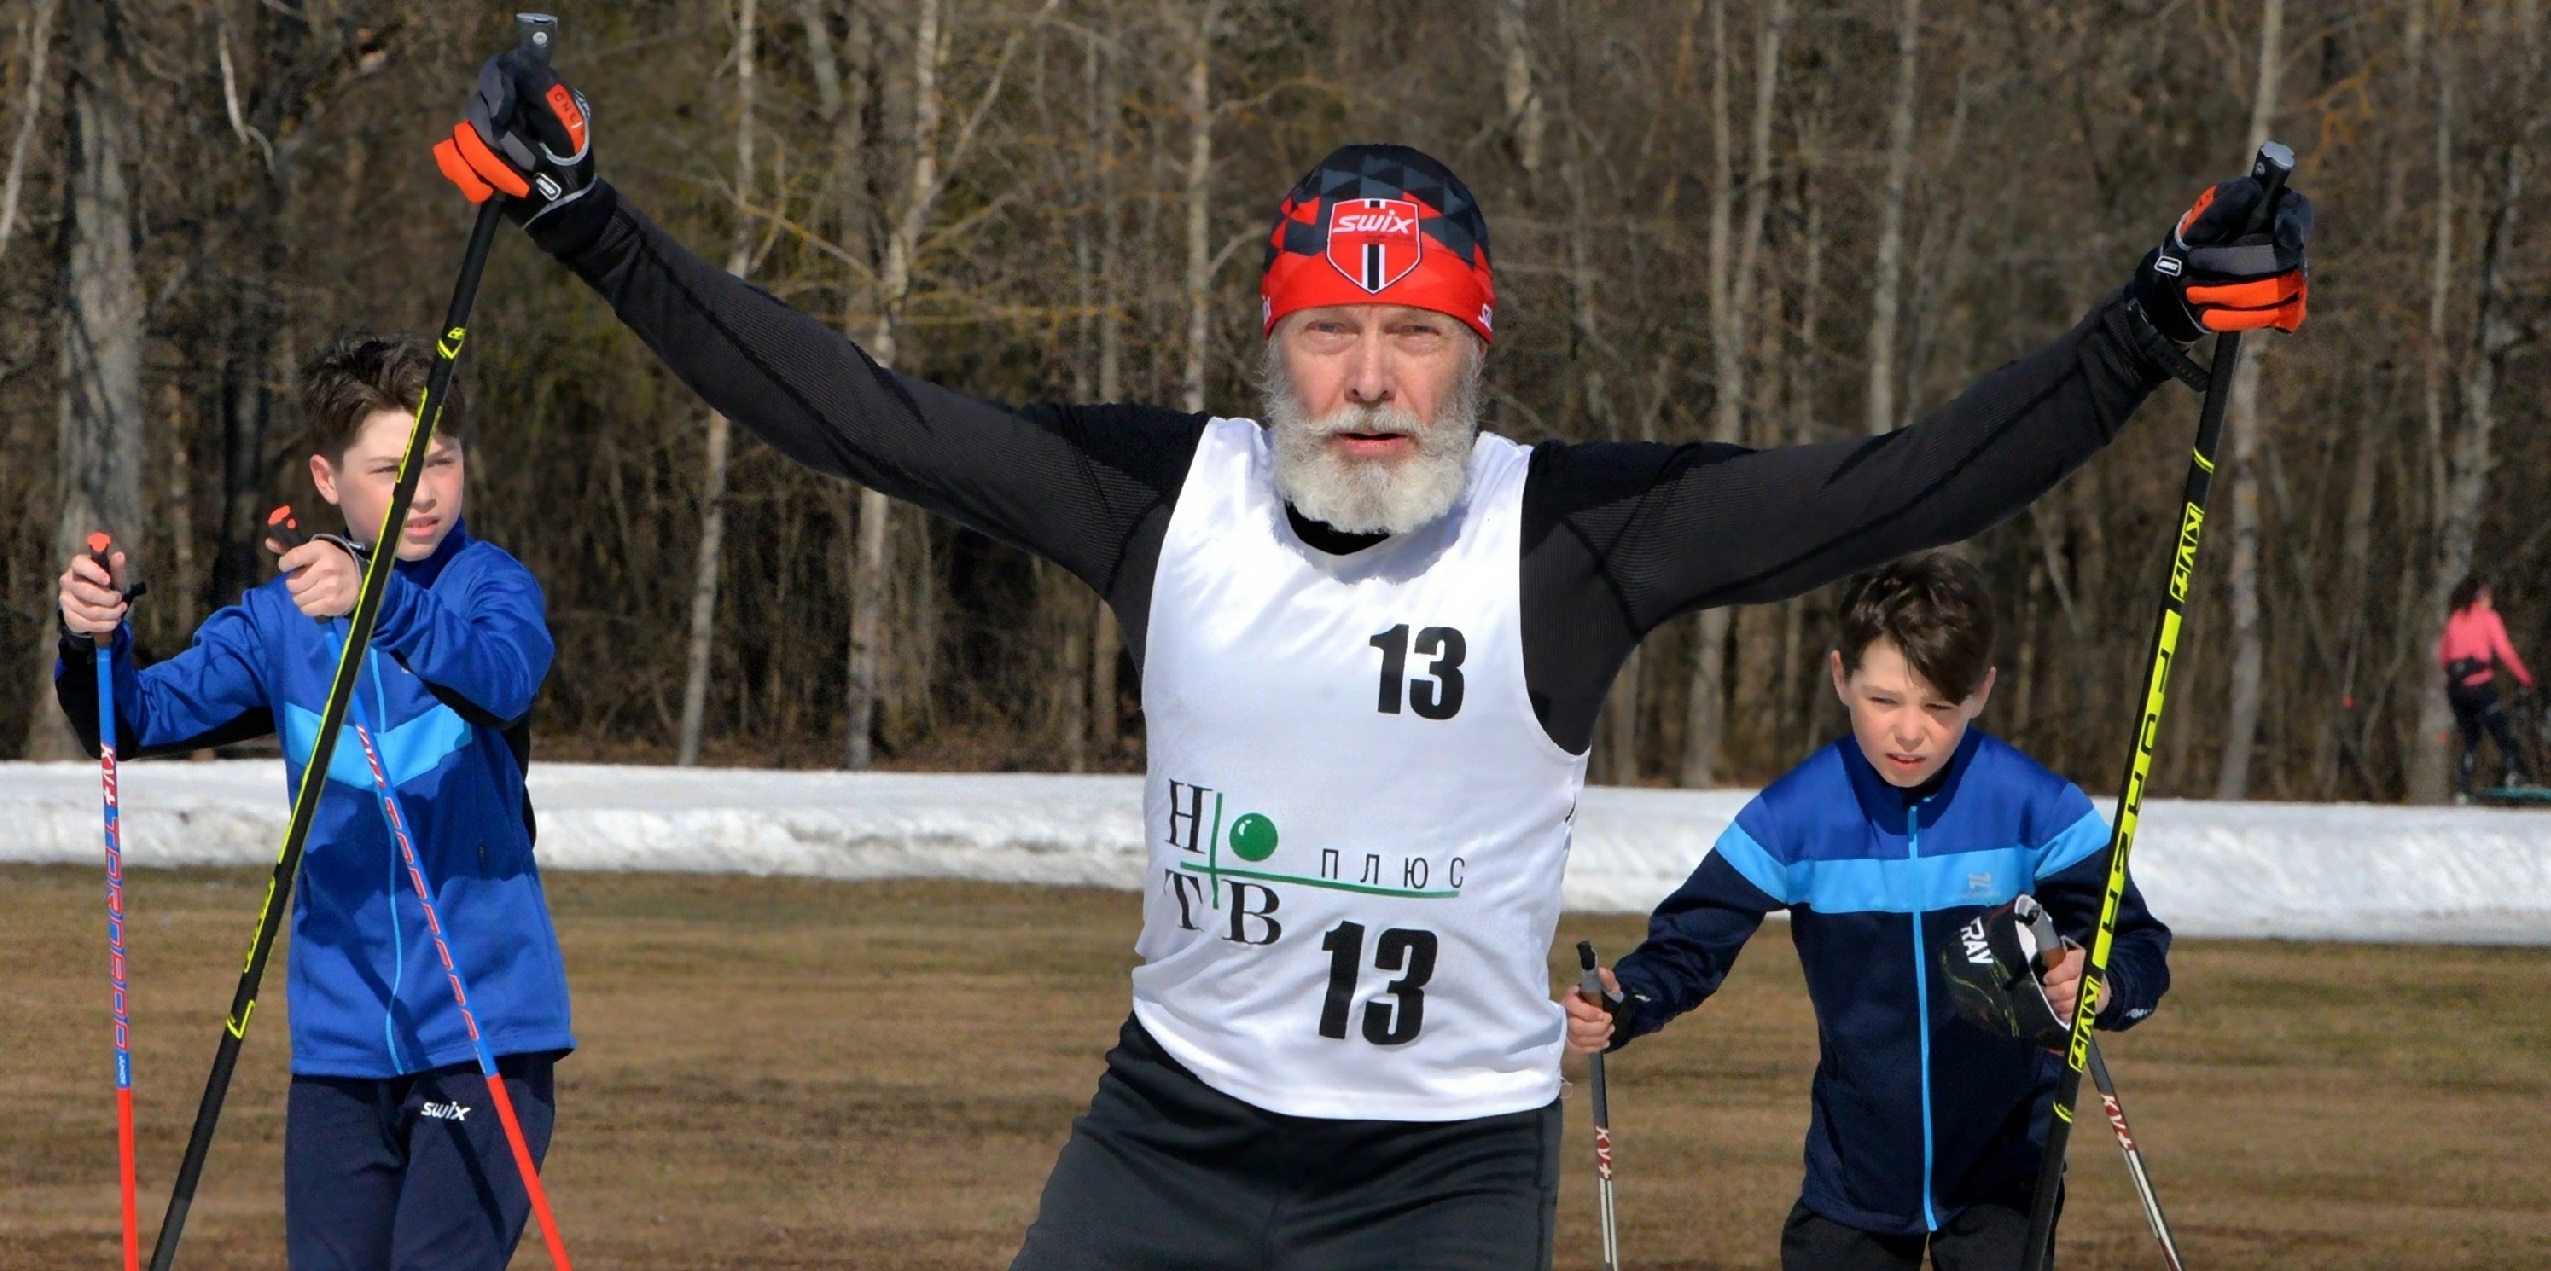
[265,505,366,570]
[2120,300,2214,394]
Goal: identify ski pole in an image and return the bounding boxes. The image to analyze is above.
[2018,139,2294,1271]
[1576,941,1622,1271]
[88,532,145,1271]
[146,19,552,1269]
[2024,904,2184,1271]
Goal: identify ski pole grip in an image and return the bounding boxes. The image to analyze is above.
[86,531,146,604]
[264,505,308,552]
[516,12,558,62]
[1576,940,1605,997]
[2246,141,2294,235]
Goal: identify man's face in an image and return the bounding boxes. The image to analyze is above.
[311,409,465,562]
[1830,638,1994,789]
[1262,304,1484,536]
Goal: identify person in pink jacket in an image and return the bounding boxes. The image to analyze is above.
[2438,578,2535,794]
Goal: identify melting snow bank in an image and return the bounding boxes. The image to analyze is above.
[4,762,2546,943]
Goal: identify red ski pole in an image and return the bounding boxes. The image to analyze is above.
[86,530,143,1271]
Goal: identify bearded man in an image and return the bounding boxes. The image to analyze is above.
[438,49,2309,1271]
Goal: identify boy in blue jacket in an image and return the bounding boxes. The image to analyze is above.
[55,335,570,1271]
[1564,550,2170,1271]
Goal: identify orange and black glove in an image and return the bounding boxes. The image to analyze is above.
[2131,171,2312,344]
[432,47,593,225]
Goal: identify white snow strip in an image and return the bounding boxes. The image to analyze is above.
[4,761,2546,943]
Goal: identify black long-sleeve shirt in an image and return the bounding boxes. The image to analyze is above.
[530,183,2170,753]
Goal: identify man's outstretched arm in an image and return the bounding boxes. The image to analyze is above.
[1540,290,2163,620]
[526,184,1200,604]
[1518,169,2312,753]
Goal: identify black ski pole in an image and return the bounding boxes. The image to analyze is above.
[2017,139,2293,1271]
[1576,941,1621,1271]
[145,18,551,1269]
[2025,904,2185,1271]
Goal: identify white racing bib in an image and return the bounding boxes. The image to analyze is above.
[1131,418,1588,1121]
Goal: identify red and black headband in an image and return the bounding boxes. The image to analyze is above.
[1261,144,1496,344]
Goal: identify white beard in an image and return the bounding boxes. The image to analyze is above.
[1261,346,1484,538]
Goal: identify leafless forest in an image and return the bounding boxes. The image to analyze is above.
[3,1,2543,802]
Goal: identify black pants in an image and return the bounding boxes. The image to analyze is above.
[283,1053,557,1271]
[1012,1016,1562,1271]
[2448,680,2528,793]
[1779,1191,2048,1271]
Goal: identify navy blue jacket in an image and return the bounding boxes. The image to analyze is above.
[1611,729,2169,1237]
[59,523,573,1079]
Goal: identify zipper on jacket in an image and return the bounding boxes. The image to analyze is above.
[353,630,410,1074]
[1908,799,1940,1232]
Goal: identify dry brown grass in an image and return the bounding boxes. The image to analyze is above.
[4,865,2546,1269]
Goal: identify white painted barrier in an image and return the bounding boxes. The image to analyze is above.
[4,762,2545,943]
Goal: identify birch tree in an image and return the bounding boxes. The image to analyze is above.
[1680,0,1785,787]
[2409,8,2538,801]
[1181,0,1218,413]
[677,0,759,767]
[2214,0,2284,799]
[26,0,143,760]
[843,0,1049,768]
[1862,0,1920,435]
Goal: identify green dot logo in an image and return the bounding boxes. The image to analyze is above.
[1228,812,1279,862]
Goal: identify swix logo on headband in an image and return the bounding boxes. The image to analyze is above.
[1326,198,1424,293]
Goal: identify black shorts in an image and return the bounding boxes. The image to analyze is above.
[1779,1185,2055,1271]
[1012,1016,1562,1271]
[283,1052,558,1271]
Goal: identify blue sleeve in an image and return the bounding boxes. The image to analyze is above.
[2032,798,2171,1031]
[1608,811,1788,1049]
[53,603,275,758]
[368,556,554,724]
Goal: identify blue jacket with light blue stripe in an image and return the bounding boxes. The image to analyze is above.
[1610,729,2169,1237]
[58,524,573,1079]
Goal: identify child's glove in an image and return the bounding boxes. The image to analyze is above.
[1941,894,2074,1049]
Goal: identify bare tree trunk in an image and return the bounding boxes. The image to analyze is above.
[1780,117,1825,756]
[1862,0,1920,435]
[0,0,59,265]
[1680,0,1734,788]
[28,0,144,760]
[2214,0,2283,800]
[2407,33,2461,803]
[2415,135,2527,801]
[1090,16,1124,758]
[848,0,946,770]
[678,0,759,768]
[1497,0,1543,177]
[2317,381,2384,796]
[162,382,197,638]
[1181,0,1217,413]
[1680,0,1782,788]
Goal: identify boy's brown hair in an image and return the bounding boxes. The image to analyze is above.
[1836,549,1997,701]
[298,334,466,462]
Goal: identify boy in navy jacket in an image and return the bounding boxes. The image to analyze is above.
[55,335,569,1271]
[1565,551,2169,1271]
